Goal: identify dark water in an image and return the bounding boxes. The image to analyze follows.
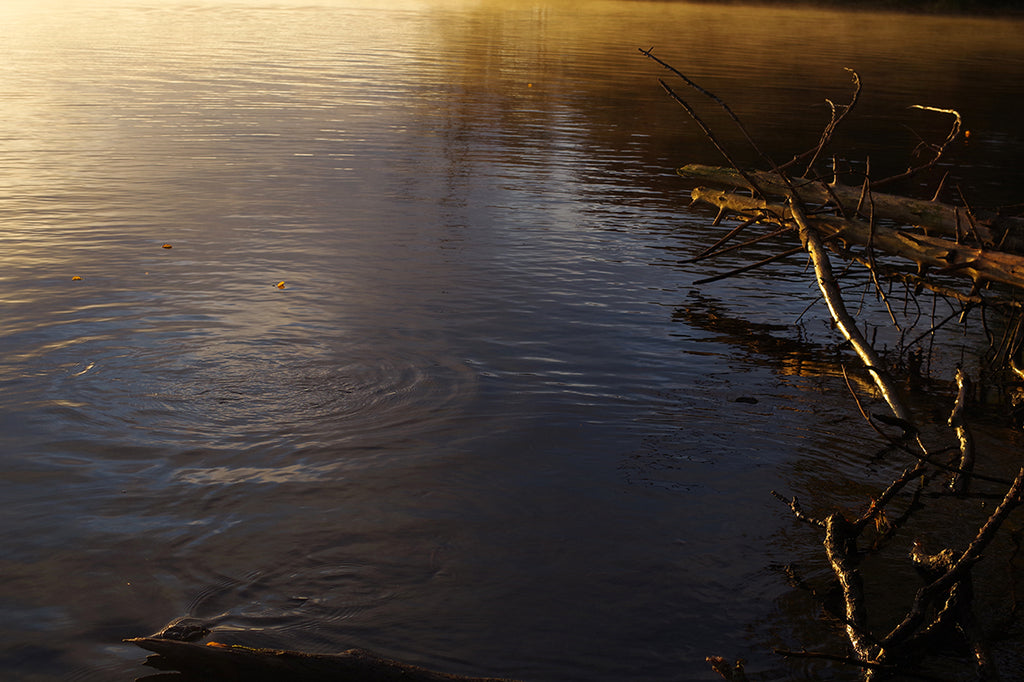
[2,1,1023,680]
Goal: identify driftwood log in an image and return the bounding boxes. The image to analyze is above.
[126,635,519,682]
[679,163,1024,251]
[683,165,1024,294]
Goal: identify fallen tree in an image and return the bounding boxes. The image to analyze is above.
[641,47,1024,681]
[679,163,1024,251]
[684,169,1024,297]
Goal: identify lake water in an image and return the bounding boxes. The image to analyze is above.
[2,1,1024,680]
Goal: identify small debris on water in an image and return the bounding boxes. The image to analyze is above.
[276,281,286,289]
[71,275,82,280]
[162,243,173,249]
[734,396,758,404]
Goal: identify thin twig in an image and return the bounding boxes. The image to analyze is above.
[853,461,928,533]
[684,215,763,263]
[872,106,962,188]
[687,224,795,264]
[904,305,971,349]
[639,47,777,172]
[692,246,804,285]
[779,68,862,174]
[654,78,764,196]
[771,490,826,528]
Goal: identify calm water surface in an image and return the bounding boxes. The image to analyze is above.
[2,1,1024,680]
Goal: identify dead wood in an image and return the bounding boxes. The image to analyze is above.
[771,466,1024,679]
[680,164,1024,252]
[882,468,1024,650]
[690,185,1024,292]
[822,512,874,662]
[691,246,804,285]
[947,367,975,496]
[680,164,980,240]
[908,544,999,681]
[643,50,1024,680]
[706,656,750,682]
[788,194,917,427]
[125,636,519,682]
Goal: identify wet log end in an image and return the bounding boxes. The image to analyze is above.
[124,637,520,682]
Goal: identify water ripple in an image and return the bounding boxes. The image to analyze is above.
[44,335,478,458]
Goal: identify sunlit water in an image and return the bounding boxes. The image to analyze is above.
[1,1,1023,680]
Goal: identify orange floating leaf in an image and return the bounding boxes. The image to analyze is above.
[162,243,173,249]
[276,281,286,289]
[71,276,82,281]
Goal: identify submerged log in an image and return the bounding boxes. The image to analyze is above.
[125,637,519,682]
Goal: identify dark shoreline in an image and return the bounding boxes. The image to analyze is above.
[630,0,1024,17]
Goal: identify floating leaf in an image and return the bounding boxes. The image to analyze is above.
[71,276,82,281]
[276,281,286,289]
[162,243,173,249]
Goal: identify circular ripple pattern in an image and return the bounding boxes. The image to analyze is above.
[44,332,478,458]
